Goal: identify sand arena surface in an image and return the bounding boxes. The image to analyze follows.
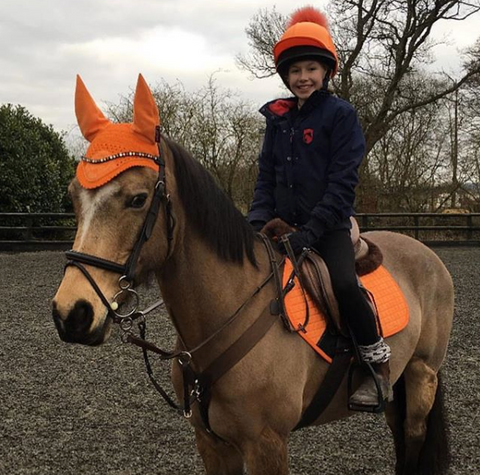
[1,248,479,474]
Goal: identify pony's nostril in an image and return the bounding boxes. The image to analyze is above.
[52,298,106,345]
[65,299,94,336]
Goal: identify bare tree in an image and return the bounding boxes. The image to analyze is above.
[104,76,263,210]
[105,80,199,143]
[363,91,451,212]
[186,76,263,210]
[236,7,287,79]
[457,39,480,209]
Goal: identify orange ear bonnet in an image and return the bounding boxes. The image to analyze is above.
[75,74,161,189]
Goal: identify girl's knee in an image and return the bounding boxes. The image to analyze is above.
[331,278,360,301]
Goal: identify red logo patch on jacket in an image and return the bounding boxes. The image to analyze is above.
[303,128,314,144]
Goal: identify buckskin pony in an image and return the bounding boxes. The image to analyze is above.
[52,75,454,475]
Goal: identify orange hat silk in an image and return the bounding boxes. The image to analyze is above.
[75,74,160,189]
[274,7,339,77]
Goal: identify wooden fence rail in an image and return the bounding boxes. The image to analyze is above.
[1,212,479,251]
[357,213,480,243]
[0,213,76,251]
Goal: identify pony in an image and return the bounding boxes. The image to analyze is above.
[52,75,454,475]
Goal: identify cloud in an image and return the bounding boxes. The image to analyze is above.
[0,0,478,136]
[61,25,231,75]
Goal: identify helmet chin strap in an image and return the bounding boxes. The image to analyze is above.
[322,70,332,91]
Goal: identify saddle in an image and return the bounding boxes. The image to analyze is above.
[262,217,384,336]
[271,222,408,426]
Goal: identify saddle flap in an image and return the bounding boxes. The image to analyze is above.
[299,250,344,334]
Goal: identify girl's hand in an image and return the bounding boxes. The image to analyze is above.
[277,230,311,255]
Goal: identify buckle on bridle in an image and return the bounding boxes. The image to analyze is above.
[177,351,192,367]
[111,275,140,319]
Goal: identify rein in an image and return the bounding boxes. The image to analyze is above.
[123,237,283,429]
[126,263,277,420]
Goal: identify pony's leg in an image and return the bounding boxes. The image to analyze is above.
[385,376,407,475]
[402,357,450,475]
[195,428,244,475]
[243,426,289,475]
[403,358,437,471]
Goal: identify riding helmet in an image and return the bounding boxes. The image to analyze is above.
[274,6,338,79]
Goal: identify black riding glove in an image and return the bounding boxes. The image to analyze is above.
[250,220,266,233]
[277,230,313,256]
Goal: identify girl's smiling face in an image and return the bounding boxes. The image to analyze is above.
[287,60,327,107]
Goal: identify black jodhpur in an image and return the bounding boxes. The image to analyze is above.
[311,229,379,346]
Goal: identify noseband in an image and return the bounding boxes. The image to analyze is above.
[65,128,175,327]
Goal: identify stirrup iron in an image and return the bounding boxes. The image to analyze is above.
[347,362,387,414]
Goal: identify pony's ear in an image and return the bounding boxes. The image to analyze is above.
[132,74,160,144]
[75,75,111,142]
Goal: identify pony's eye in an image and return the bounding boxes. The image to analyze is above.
[128,193,148,209]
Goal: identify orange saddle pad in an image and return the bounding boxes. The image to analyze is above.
[282,259,409,363]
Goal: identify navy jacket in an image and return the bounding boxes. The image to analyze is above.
[248,90,366,238]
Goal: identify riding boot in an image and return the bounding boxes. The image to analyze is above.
[349,360,393,410]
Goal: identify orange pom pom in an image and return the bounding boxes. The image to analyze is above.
[287,6,330,31]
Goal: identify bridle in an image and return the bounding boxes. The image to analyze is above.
[65,126,175,329]
[62,132,283,431]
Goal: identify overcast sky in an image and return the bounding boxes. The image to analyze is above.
[1,0,479,140]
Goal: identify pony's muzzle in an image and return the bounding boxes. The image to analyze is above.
[52,299,107,346]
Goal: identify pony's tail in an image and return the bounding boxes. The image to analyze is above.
[417,371,451,475]
[392,371,450,475]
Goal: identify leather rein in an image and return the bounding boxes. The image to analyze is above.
[64,130,284,433]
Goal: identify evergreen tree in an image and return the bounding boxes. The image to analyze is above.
[0,104,75,212]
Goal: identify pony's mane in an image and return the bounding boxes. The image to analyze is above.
[166,138,257,266]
